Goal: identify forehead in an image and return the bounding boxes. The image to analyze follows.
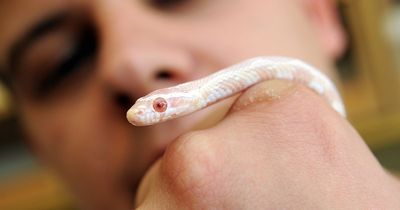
[0,0,77,70]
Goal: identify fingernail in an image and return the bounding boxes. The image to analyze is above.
[232,80,296,111]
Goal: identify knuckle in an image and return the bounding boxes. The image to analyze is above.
[160,131,220,199]
[286,89,345,163]
[261,84,346,163]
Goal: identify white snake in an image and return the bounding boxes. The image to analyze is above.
[127,56,346,126]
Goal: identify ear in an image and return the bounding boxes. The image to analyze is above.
[304,0,347,59]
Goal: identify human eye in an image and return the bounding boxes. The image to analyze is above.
[34,27,97,98]
[14,24,98,100]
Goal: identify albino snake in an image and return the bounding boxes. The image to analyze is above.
[127,56,346,126]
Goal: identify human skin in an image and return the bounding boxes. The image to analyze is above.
[0,0,399,209]
[136,80,400,209]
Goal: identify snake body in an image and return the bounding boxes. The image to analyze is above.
[127,57,346,126]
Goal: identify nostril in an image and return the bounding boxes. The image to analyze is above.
[155,69,173,80]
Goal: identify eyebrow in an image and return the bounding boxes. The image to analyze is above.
[7,12,69,76]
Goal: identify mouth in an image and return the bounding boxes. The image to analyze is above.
[126,108,145,126]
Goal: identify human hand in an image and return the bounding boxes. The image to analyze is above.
[134,80,400,209]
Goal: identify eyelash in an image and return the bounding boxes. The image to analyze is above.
[35,27,97,98]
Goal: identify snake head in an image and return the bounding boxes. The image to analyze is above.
[127,92,198,126]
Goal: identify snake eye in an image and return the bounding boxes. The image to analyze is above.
[153,97,168,113]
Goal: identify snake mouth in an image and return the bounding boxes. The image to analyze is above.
[127,107,146,126]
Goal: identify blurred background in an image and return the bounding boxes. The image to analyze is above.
[1,0,400,209]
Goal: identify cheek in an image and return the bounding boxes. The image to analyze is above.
[181,0,320,69]
[19,99,74,164]
[18,84,137,200]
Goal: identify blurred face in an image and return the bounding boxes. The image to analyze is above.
[0,0,344,209]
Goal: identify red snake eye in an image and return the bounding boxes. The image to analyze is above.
[153,97,168,112]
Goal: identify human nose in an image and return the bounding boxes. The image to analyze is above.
[99,41,194,99]
[95,6,194,103]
